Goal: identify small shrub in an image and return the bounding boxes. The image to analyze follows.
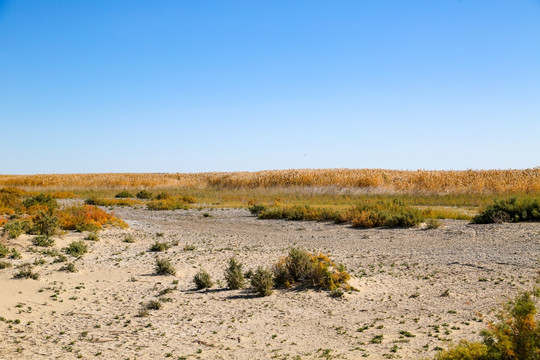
[155,258,176,275]
[123,234,135,243]
[193,269,213,289]
[248,204,267,215]
[85,232,99,241]
[0,260,12,269]
[147,198,189,211]
[183,244,196,251]
[425,218,442,229]
[150,241,170,252]
[115,190,134,198]
[155,192,172,200]
[136,190,153,199]
[33,235,55,247]
[54,254,68,263]
[31,211,59,237]
[60,262,78,273]
[0,244,9,258]
[64,241,88,257]
[251,267,274,296]
[32,257,46,266]
[272,248,351,291]
[224,257,245,290]
[330,288,344,298]
[13,265,39,280]
[143,300,162,310]
[9,248,21,259]
[3,219,32,239]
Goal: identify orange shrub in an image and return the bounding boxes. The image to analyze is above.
[57,205,127,232]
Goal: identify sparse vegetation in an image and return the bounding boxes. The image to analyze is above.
[13,265,39,280]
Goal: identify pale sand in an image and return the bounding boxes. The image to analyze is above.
[0,206,539,359]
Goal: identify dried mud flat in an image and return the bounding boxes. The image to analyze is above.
[1,206,539,360]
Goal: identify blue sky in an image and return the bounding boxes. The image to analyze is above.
[1,1,539,174]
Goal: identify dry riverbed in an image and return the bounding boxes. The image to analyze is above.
[1,206,539,359]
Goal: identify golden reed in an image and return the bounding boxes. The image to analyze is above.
[0,168,538,193]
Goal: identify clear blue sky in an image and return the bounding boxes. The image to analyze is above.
[1,1,539,174]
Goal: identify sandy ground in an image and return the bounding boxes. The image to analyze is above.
[0,206,539,360]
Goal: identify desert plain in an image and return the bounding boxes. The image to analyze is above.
[1,200,539,360]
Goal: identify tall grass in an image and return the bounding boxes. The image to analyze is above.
[1,168,538,193]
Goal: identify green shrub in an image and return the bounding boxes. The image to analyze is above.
[136,190,153,199]
[435,290,540,360]
[32,211,59,237]
[123,234,135,243]
[155,258,176,275]
[193,269,213,289]
[64,241,88,257]
[0,260,12,269]
[3,219,32,239]
[22,193,58,211]
[250,267,274,296]
[343,200,423,228]
[115,190,134,198]
[257,201,422,228]
[33,235,55,247]
[149,241,170,252]
[13,265,39,280]
[224,257,245,290]
[473,197,540,224]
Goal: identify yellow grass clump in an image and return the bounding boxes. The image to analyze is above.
[0,169,538,194]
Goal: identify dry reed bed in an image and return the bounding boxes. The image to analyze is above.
[0,168,539,193]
